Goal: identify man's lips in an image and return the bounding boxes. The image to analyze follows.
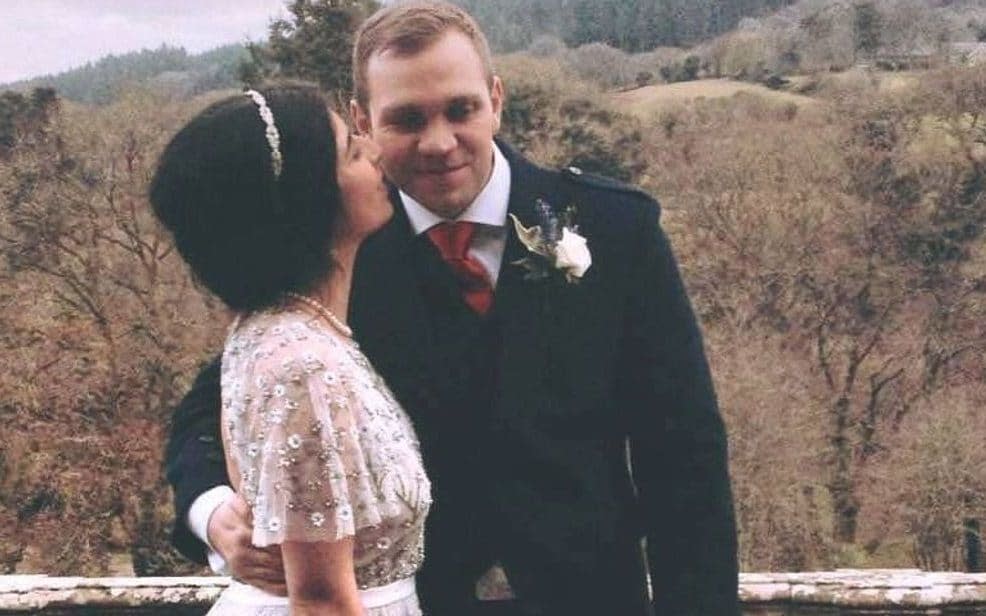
[419,163,468,176]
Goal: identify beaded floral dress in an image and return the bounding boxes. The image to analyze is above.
[208,304,431,616]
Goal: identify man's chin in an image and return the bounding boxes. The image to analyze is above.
[424,200,470,219]
[408,188,471,219]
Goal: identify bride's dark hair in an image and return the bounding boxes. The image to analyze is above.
[150,83,341,311]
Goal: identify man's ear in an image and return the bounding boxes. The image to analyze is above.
[490,76,504,135]
[350,99,371,135]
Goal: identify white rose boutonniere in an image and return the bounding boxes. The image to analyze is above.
[510,198,591,283]
[554,228,591,278]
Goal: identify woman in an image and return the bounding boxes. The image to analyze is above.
[150,84,431,615]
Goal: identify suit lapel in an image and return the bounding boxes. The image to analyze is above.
[492,148,542,320]
[492,145,554,403]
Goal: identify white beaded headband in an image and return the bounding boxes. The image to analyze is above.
[244,89,283,179]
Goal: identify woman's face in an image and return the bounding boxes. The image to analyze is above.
[331,110,392,237]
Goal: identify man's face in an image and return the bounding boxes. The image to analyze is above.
[352,30,503,219]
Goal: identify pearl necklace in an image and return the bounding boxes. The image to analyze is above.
[284,292,353,338]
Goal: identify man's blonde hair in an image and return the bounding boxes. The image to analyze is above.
[352,1,495,109]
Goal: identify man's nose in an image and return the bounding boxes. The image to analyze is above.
[418,119,456,156]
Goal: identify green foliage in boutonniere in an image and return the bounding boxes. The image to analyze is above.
[510,198,591,284]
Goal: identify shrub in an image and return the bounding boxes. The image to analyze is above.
[561,42,632,90]
[527,34,567,58]
[498,55,647,183]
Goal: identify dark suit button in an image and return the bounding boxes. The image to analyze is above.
[197,435,216,443]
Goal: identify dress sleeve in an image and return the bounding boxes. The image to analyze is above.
[234,340,375,547]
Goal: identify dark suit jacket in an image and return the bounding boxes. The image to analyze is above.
[164,142,739,616]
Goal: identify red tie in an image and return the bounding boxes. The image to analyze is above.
[426,221,494,315]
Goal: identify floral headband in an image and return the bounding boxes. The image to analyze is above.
[244,89,283,179]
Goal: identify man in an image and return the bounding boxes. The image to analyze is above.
[165,2,739,614]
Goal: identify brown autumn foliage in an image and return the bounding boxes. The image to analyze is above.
[1,62,985,576]
[645,65,986,568]
[0,88,229,574]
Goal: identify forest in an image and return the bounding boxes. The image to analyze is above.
[2,0,986,577]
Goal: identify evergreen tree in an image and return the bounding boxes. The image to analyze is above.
[240,0,379,100]
[0,88,58,156]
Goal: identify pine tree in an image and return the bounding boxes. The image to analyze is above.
[240,0,379,100]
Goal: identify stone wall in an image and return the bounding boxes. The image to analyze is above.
[2,570,986,615]
[740,570,986,615]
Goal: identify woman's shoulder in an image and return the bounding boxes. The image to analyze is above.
[225,306,350,377]
[233,305,318,339]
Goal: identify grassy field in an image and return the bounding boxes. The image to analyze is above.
[610,70,930,120]
[611,78,819,116]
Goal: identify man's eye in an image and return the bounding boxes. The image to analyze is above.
[448,102,476,122]
[392,112,425,132]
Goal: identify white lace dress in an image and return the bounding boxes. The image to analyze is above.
[208,306,432,616]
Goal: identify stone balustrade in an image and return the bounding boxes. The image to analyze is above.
[1,570,986,614]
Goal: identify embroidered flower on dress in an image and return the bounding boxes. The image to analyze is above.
[289,323,308,340]
[223,309,432,590]
[337,503,353,521]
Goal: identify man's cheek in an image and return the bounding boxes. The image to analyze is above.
[377,155,402,181]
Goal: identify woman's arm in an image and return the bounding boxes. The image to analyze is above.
[283,538,364,616]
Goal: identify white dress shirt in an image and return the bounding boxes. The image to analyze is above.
[400,142,512,286]
[189,142,513,573]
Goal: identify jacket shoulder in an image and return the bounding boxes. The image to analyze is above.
[557,165,660,224]
[560,165,652,201]
[499,140,660,220]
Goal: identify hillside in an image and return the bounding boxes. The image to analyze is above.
[452,0,801,52]
[2,44,249,105]
[8,0,985,107]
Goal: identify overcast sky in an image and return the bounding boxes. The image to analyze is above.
[1,0,289,84]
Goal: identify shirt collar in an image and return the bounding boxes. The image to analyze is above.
[400,142,511,235]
